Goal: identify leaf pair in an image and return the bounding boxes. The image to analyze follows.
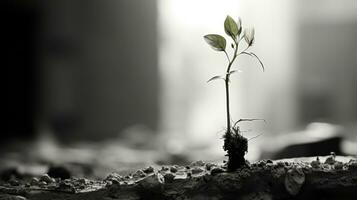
[204,15,241,52]
[207,70,239,83]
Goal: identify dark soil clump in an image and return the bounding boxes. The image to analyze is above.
[223,128,248,171]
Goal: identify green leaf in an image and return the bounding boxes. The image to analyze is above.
[207,75,224,83]
[204,34,226,51]
[224,15,239,39]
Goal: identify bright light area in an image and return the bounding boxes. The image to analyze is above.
[158,0,298,161]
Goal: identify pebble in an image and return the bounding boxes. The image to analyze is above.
[39,181,47,186]
[9,178,19,186]
[325,156,335,165]
[191,167,204,174]
[58,181,76,193]
[170,166,178,173]
[139,174,164,190]
[334,161,343,170]
[105,173,123,182]
[163,173,175,183]
[39,174,55,184]
[132,170,146,179]
[310,157,321,169]
[143,166,154,174]
[348,159,357,169]
[161,166,169,171]
[30,177,39,185]
[78,178,87,184]
[190,160,205,167]
[205,163,215,171]
[210,167,224,176]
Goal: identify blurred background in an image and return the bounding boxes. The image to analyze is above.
[2,0,357,178]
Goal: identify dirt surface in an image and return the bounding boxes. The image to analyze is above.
[1,156,357,200]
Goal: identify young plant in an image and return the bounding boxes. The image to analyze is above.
[204,15,264,171]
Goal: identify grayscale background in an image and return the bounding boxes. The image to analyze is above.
[2,0,357,177]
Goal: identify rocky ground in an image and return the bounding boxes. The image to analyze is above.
[1,155,357,200]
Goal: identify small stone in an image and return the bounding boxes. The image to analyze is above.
[210,167,224,176]
[133,170,146,179]
[190,160,205,167]
[161,166,169,171]
[9,178,19,186]
[310,157,321,169]
[78,178,89,185]
[143,166,154,174]
[276,162,285,168]
[39,174,55,184]
[285,167,305,196]
[111,179,120,185]
[187,172,192,178]
[39,181,47,186]
[348,159,357,169]
[191,167,204,174]
[205,163,215,171]
[58,181,76,193]
[174,171,187,180]
[185,166,190,169]
[30,177,39,185]
[139,174,164,190]
[325,156,335,165]
[334,161,343,170]
[258,161,266,167]
[266,159,273,164]
[163,173,175,183]
[105,173,123,182]
[170,166,178,173]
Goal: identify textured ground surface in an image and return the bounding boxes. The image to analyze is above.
[1,155,357,200]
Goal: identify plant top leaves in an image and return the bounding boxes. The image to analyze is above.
[224,15,240,39]
[204,34,226,51]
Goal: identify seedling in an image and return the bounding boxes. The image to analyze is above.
[204,15,265,171]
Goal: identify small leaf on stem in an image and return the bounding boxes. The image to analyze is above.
[224,15,239,39]
[240,52,265,71]
[207,75,224,83]
[204,34,226,51]
[244,28,255,46]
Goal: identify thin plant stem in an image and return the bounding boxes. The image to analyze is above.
[224,37,240,133]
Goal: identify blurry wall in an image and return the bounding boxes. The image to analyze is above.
[296,0,357,138]
[2,0,41,139]
[39,0,159,141]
